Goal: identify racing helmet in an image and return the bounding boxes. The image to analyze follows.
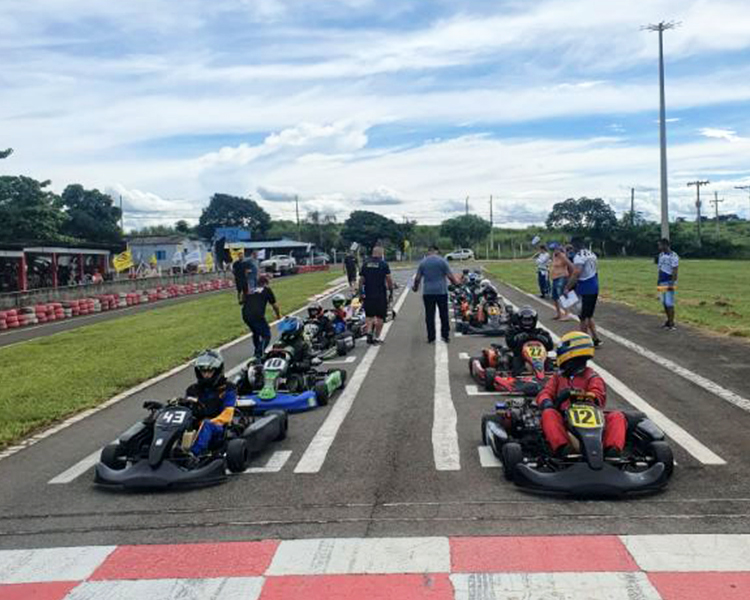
[194,349,224,388]
[278,316,304,341]
[331,294,346,310]
[307,302,323,319]
[517,306,538,330]
[556,331,594,373]
[468,272,479,284]
[462,268,470,276]
[479,278,491,290]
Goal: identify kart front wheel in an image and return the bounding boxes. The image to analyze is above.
[100,443,126,470]
[649,441,674,479]
[336,339,348,356]
[501,442,523,482]
[314,381,330,406]
[484,367,497,392]
[481,414,505,451]
[226,438,249,473]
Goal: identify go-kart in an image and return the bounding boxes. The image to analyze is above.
[304,311,356,359]
[95,399,287,489]
[469,340,555,395]
[235,348,346,414]
[345,296,367,338]
[456,298,513,336]
[481,391,674,496]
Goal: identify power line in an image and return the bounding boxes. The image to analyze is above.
[687,180,709,247]
[643,21,680,241]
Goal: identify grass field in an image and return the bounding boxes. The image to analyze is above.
[0,271,341,449]
[481,258,750,339]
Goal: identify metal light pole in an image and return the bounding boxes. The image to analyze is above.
[295,195,300,240]
[465,196,469,216]
[687,180,709,247]
[489,195,494,257]
[644,21,679,240]
[736,185,750,220]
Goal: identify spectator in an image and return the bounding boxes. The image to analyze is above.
[232,250,258,305]
[343,251,359,292]
[550,243,573,320]
[413,245,460,344]
[533,244,551,298]
[359,245,394,345]
[241,275,282,359]
[657,238,679,331]
[564,237,602,347]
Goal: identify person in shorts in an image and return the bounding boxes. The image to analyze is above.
[550,243,573,320]
[657,238,679,330]
[533,244,551,298]
[358,246,394,345]
[565,237,602,347]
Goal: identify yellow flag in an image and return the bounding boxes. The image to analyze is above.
[148,254,158,266]
[113,249,134,272]
[205,253,214,270]
[229,248,244,262]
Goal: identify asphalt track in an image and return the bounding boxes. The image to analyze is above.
[2,267,750,550]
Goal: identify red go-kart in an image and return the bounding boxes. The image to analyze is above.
[469,340,555,395]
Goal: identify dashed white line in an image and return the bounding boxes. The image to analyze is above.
[465,384,496,397]
[243,450,292,474]
[477,445,502,468]
[433,340,461,471]
[458,352,471,360]
[323,355,358,365]
[48,447,105,484]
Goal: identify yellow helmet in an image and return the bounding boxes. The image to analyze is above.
[556,331,594,368]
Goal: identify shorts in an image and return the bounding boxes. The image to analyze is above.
[346,271,357,285]
[580,293,598,319]
[551,277,567,301]
[660,290,676,308]
[364,295,388,319]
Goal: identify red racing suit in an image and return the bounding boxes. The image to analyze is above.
[535,367,626,453]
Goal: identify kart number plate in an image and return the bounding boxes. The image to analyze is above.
[567,404,602,429]
[161,409,188,424]
[523,343,546,360]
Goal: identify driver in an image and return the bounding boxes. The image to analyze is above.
[331,294,349,333]
[535,332,625,457]
[184,349,237,457]
[275,316,315,372]
[505,307,554,375]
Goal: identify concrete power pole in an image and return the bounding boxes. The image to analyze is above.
[710,191,724,236]
[644,21,679,241]
[736,185,750,220]
[687,180,709,248]
[295,195,300,240]
[465,196,469,216]
[489,195,494,258]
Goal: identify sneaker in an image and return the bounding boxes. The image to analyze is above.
[371,338,384,346]
[667,324,676,331]
[366,334,374,345]
[593,338,603,347]
[661,322,671,329]
[427,338,435,344]
[442,336,450,343]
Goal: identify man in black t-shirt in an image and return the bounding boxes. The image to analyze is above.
[343,252,358,291]
[358,246,393,345]
[242,275,282,359]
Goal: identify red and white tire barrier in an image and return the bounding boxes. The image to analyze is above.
[0,280,233,333]
[1,534,749,599]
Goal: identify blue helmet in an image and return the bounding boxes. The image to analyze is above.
[278,316,304,341]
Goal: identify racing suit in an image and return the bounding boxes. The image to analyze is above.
[535,367,626,454]
[185,378,237,455]
[505,326,554,375]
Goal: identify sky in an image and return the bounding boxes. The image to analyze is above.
[2,0,750,231]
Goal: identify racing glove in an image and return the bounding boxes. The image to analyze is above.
[554,388,572,408]
[540,399,554,411]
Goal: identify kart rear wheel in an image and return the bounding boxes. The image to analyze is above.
[501,442,523,482]
[649,441,674,479]
[314,381,330,406]
[100,443,126,470]
[226,438,248,473]
[484,367,497,392]
[266,410,288,441]
[336,339,348,356]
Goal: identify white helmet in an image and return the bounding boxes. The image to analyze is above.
[479,278,492,290]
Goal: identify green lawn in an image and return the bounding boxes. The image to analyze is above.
[0,271,340,448]
[481,258,750,339]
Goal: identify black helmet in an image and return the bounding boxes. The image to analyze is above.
[462,268,470,275]
[483,284,498,300]
[331,294,346,309]
[518,306,538,330]
[194,349,224,388]
[307,302,323,319]
[279,316,304,341]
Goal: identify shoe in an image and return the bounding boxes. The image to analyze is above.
[442,337,450,343]
[667,324,676,331]
[661,322,670,329]
[593,338,602,347]
[366,335,374,345]
[371,338,384,345]
[427,339,435,344]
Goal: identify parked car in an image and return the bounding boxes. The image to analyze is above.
[301,253,330,266]
[445,248,475,261]
[260,254,297,274]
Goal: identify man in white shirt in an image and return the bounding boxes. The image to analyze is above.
[565,237,602,347]
[657,238,679,331]
[534,244,551,298]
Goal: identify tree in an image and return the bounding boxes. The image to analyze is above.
[196,193,270,240]
[546,197,618,252]
[440,214,491,248]
[60,184,122,243]
[341,210,402,251]
[0,176,67,242]
[175,220,192,234]
[131,224,178,236]
[0,148,13,159]
[301,211,340,250]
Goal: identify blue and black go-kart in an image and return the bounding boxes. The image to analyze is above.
[94,399,287,490]
[303,311,356,360]
[481,391,674,497]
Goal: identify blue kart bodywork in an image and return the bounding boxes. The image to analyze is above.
[237,391,319,414]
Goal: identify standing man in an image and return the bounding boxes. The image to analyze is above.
[564,237,603,347]
[242,275,282,359]
[232,249,258,305]
[533,244,551,298]
[343,251,359,293]
[359,245,394,345]
[413,245,459,343]
[657,238,679,330]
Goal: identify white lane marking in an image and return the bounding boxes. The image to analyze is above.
[433,339,461,471]
[501,293,726,465]
[323,355,357,365]
[477,445,502,468]
[266,537,451,575]
[0,546,116,583]
[0,281,349,464]
[622,534,750,572]
[459,352,471,360]
[507,281,750,416]
[65,577,264,600]
[455,332,464,337]
[466,384,496,396]
[48,443,113,484]
[294,289,410,473]
[451,573,661,600]
[243,450,292,474]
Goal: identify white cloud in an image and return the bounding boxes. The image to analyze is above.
[358,186,405,205]
[699,128,743,143]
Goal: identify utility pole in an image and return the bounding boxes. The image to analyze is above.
[630,188,635,226]
[295,195,300,240]
[119,194,124,232]
[735,185,750,220]
[489,195,494,258]
[687,180,709,247]
[465,196,469,216]
[710,191,724,236]
[644,21,679,241]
